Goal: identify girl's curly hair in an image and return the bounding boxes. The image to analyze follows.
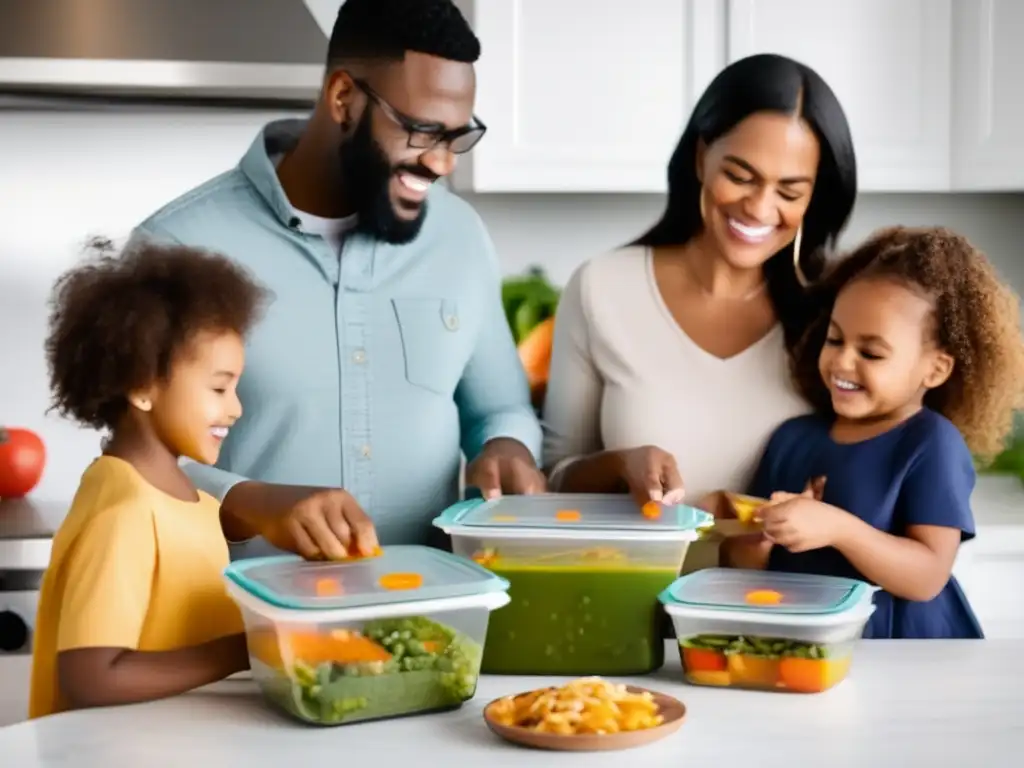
[45,237,269,432]
[791,225,1024,460]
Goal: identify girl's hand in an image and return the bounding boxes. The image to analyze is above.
[765,475,827,508]
[759,497,848,553]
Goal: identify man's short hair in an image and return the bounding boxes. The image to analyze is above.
[327,0,481,66]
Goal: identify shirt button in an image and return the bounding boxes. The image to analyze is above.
[360,444,372,458]
[444,314,459,331]
[353,349,366,364]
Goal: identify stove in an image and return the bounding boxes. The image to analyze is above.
[0,498,65,655]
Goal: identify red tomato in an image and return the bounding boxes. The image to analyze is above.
[0,427,46,499]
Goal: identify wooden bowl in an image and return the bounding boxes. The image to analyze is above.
[483,685,686,752]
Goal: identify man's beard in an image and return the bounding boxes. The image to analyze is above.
[339,114,432,245]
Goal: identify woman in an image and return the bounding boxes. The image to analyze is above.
[542,54,857,552]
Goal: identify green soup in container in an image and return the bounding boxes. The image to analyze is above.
[432,495,711,675]
[223,545,509,725]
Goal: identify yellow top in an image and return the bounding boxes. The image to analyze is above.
[29,456,244,719]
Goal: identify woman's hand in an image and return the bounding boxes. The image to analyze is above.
[613,445,685,507]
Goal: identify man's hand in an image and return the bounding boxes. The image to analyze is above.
[465,438,546,500]
[221,482,379,561]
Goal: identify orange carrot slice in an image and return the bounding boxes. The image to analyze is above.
[315,578,343,597]
[778,656,851,693]
[344,545,383,560]
[682,647,727,673]
[641,501,662,519]
[379,572,424,590]
[745,589,783,606]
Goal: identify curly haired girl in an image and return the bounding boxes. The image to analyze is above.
[29,239,271,719]
[732,225,1024,639]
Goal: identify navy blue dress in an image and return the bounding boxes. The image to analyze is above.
[749,408,984,639]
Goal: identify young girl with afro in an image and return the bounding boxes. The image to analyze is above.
[29,239,367,718]
[723,225,1024,639]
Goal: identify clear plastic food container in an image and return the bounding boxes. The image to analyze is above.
[223,545,510,725]
[432,495,711,676]
[659,568,877,693]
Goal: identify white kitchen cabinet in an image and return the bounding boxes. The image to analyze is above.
[455,0,1023,193]
[951,0,1024,190]
[955,477,1024,640]
[725,0,952,192]
[954,538,1024,640]
[451,0,727,193]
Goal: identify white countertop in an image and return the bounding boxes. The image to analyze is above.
[0,640,1020,767]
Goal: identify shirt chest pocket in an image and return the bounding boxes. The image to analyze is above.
[392,297,468,397]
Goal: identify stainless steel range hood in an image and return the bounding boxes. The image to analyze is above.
[0,0,334,108]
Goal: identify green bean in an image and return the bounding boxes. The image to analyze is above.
[681,633,831,659]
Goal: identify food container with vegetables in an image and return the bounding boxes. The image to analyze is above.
[659,568,877,693]
[433,495,712,676]
[223,545,510,725]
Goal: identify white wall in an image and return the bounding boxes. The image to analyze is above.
[3,110,1024,503]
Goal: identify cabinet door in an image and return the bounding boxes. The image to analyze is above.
[726,0,952,192]
[452,0,725,193]
[954,539,1024,640]
[952,0,1024,190]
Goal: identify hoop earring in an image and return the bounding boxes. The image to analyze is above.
[699,187,707,224]
[792,225,809,287]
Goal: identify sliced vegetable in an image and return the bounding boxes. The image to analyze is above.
[685,670,731,687]
[251,628,392,669]
[316,578,343,597]
[745,589,783,606]
[640,501,662,520]
[727,654,780,687]
[779,656,851,693]
[725,492,767,524]
[681,647,727,673]
[472,547,498,567]
[342,545,383,560]
[378,572,424,591]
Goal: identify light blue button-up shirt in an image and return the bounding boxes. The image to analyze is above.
[130,119,541,546]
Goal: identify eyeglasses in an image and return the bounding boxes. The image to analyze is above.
[352,79,487,155]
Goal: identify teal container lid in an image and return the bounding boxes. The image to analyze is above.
[224,545,509,611]
[432,495,712,533]
[658,568,871,616]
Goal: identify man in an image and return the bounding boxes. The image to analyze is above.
[130,0,544,556]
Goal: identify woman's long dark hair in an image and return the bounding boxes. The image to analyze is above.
[631,53,858,352]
